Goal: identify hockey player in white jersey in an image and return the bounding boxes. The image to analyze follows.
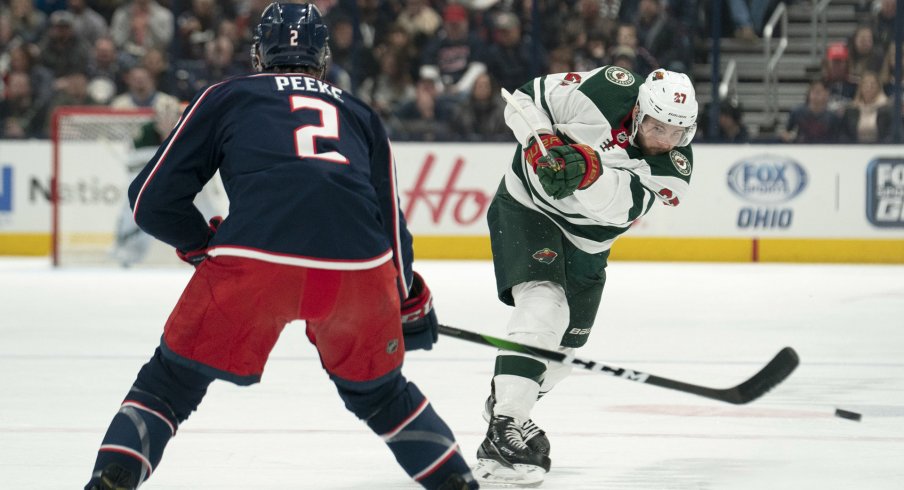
[475,67,698,486]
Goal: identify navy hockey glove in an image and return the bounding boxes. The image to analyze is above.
[535,144,602,199]
[176,216,223,267]
[523,134,564,171]
[400,271,438,351]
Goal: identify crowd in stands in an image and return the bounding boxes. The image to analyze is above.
[0,0,900,143]
[778,0,901,144]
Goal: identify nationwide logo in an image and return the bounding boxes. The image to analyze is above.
[669,150,691,176]
[727,155,807,204]
[604,66,635,87]
[532,248,558,264]
[0,166,12,212]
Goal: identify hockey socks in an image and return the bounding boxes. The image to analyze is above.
[337,376,477,489]
[86,349,212,489]
[87,388,177,488]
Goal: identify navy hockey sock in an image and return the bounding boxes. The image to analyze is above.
[86,348,212,489]
[337,375,476,489]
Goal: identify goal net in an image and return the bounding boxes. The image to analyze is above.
[50,106,228,267]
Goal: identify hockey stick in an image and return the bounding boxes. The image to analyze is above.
[438,324,799,405]
[500,88,560,171]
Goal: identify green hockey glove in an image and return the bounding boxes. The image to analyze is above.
[535,144,602,199]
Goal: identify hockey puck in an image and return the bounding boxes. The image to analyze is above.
[834,408,862,421]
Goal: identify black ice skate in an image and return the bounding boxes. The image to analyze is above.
[86,463,138,490]
[473,415,550,487]
[483,392,551,458]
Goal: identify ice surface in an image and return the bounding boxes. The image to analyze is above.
[1,258,902,489]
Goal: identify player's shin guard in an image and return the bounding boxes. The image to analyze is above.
[336,375,477,489]
[85,348,212,489]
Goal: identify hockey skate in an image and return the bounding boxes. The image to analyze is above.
[473,415,550,487]
[483,393,551,458]
[85,463,138,490]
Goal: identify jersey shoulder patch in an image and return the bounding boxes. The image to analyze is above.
[644,146,694,183]
[577,66,641,128]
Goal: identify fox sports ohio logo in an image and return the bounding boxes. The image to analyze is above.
[727,155,808,204]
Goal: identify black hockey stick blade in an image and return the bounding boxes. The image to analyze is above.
[438,324,800,405]
[643,346,800,404]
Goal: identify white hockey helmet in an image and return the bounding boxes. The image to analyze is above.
[632,69,698,147]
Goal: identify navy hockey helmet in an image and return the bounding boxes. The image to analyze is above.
[251,2,331,76]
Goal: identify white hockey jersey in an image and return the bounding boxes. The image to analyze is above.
[502,65,694,254]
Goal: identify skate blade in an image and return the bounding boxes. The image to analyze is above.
[472,459,545,488]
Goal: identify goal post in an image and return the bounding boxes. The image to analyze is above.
[50,106,228,267]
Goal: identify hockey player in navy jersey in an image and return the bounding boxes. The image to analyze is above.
[85,3,478,489]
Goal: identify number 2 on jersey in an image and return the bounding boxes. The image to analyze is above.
[289,95,349,164]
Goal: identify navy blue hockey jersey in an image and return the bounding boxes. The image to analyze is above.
[129,73,413,292]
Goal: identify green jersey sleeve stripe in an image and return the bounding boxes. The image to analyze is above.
[538,76,551,120]
[626,171,650,222]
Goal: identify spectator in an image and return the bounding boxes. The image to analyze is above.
[725,0,771,41]
[391,74,454,141]
[46,71,98,123]
[110,65,180,112]
[419,4,487,98]
[359,47,415,119]
[564,0,617,52]
[840,70,891,143]
[449,72,508,141]
[848,24,884,82]
[719,101,750,143]
[611,45,639,73]
[85,36,126,103]
[871,0,896,50]
[822,42,857,113]
[780,79,842,143]
[547,46,575,74]
[195,35,245,87]
[573,31,610,73]
[141,47,178,96]
[879,44,901,96]
[8,0,47,44]
[109,0,174,60]
[37,10,92,79]
[634,0,690,73]
[176,0,223,61]
[381,23,420,82]
[5,42,55,106]
[328,15,378,90]
[484,11,546,91]
[395,0,441,48]
[66,0,108,46]
[351,0,394,49]
[611,23,658,76]
[0,71,49,138]
[701,100,750,143]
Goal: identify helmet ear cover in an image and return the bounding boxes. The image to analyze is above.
[251,2,331,77]
[631,69,699,147]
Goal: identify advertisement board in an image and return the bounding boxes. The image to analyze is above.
[2,141,903,262]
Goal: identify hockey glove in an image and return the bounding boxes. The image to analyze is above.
[535,144,602,200]
[176,216,223,267]
[523,134,564,171]
[400,271,439,351]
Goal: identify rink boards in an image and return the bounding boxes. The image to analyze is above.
[1,141,903,263]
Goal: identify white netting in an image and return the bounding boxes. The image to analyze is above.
[55,111,154,141]
[52,107,228,267]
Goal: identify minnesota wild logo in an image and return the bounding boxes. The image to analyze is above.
[669,150,692,176]
[532,248,558,264]
[604,66,635,86]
